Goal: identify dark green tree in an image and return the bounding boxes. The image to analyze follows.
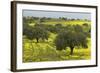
[54,24,63,33]
[55,25,88,55]
[32,26,49,42]
[55,31,68,50]
[24,24,49,43]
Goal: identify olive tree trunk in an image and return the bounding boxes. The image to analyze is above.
[36,38,39,43]
[70,46,74,55]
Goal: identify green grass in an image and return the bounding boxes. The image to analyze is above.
[43,20,90,25]
[23,41,91,62]
[23,33,91,63]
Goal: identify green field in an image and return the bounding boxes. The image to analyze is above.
[29,20,91,26]
[23,17,91,63]
[23,35,91,62]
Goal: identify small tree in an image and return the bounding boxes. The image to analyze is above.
[54,24,63,33]
[33,26,49,42]
[24,24,49,43]
[55,25,88,55]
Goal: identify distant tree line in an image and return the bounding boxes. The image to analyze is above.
[23,16,91,24]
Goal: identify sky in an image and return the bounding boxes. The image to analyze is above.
[23,10,91,20]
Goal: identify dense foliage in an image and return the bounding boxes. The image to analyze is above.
[55,28,88,55]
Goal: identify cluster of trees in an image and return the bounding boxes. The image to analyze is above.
[24,24,90,55]
[23,17,90,55]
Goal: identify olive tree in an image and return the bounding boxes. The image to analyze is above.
[55,25,88,55]
[24,24,49,43]
[32,26,49,42]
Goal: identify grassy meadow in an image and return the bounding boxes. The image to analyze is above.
[23,16,91,63]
